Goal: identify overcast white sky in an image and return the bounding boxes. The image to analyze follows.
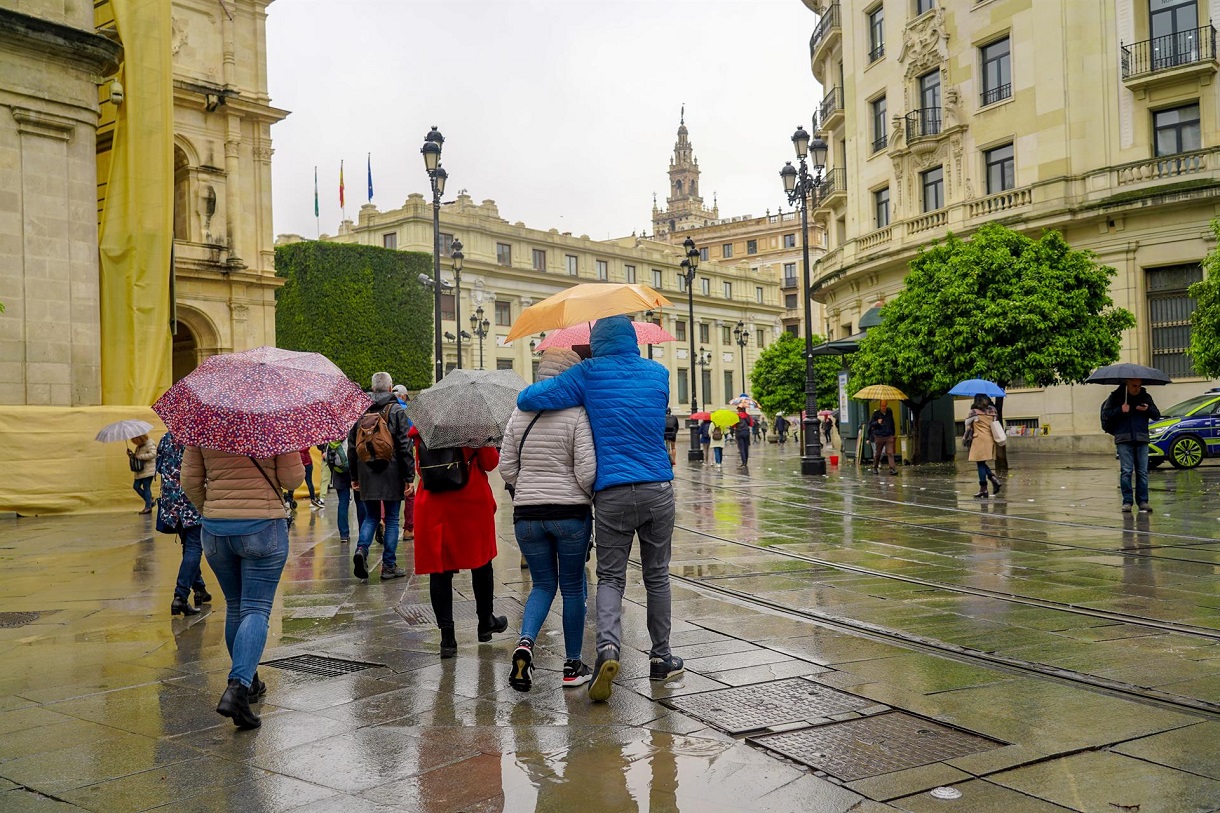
[267,0,820,241]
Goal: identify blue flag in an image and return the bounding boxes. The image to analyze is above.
[367,153,373,202]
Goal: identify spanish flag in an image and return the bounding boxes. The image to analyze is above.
[339,160,345,209]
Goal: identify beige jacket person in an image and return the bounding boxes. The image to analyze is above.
[182,447,304,520]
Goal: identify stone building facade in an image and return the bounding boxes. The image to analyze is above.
[319,192,785,410]
[800,0,1220,444]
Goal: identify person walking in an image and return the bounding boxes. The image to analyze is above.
[751,418,761,442]
[709,421,726,469]
[499,349,598,691]
[346,372,414,581]
[699,420,711,464]
[392,385,416,544]
[1101,379,1160,513]
[734,410,754,469]
[156,430,209,617]
[759,417,769,442]
[517,315,682,702]
[181,444,303,729]
[774,414,789,446]
[869,400,898,475]
[129,434,157,514]
[965,395,1002,498]
[323,438,364,544]
[663,407,680,466]
[292,448,324,510]
[822,414,834,448]
[411,428,508,657]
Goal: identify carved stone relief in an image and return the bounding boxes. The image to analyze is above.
[898,7,949,81]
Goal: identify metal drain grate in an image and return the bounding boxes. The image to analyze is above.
[750,712,1004,781]
[0,612,42,628]
[663,677,873,735]
[260,654,384,677]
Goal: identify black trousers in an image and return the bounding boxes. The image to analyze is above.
[430,561,495,629]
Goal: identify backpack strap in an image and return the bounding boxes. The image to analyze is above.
[248,456,292,518]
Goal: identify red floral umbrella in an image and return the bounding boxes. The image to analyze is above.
[534,320,676,352]
[153,346,371,458]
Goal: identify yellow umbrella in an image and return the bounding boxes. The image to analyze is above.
[853,384,908,401]
[710,409,740,430]
[503,283,673,342]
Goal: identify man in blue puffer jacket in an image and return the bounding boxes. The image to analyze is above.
[517,315,683,702]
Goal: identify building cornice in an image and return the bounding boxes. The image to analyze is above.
[0,8,122,77]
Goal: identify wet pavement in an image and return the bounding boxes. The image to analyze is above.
[2,444,1220,812]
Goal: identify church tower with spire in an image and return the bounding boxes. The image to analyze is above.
[652,107,719,237]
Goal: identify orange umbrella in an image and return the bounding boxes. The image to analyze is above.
[503,283,673,342]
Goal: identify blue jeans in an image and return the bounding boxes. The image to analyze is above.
[358,499,399,568]
[202,520,290,688]
[976,461,994,486]
[335,486,366,539]
[516,515,592,660]
[133,477,153,510]
[713,447,723,465]
[174,525,206,600]
[1117,442,1150,506]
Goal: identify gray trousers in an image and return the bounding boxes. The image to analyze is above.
[593,481,676,659]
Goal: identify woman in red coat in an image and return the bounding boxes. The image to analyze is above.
[409,426,508,657]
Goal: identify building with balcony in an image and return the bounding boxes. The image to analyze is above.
[798,0,1220,446]
[321,192,784,411]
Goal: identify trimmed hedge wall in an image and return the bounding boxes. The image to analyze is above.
[275,241,433,391]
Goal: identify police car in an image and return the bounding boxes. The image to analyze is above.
[1148,387,1220,469]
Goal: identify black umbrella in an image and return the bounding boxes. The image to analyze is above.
[1085,363,1172,386]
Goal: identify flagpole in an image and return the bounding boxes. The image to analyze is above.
[314,165,320,238]
[339,159,346,223]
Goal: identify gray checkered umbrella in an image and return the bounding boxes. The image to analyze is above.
[406,369,528,449]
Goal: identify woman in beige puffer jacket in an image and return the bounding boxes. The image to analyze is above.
[499,348,597,692]
[181,447,303,730]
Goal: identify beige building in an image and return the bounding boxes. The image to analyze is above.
[652,115,830,340]
[324,192,785,410]
[799,0,1220,445]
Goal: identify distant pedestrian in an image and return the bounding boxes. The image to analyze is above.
[411,427,507,657]
[759,417,768,442]
[822,414,834,447]
[775,414,789,445]
[734,410,754,468]
[391,385,416,543]
[499,349,598,691]
[290,448,324,510]
[966,395,1001,498]
[129,434,157,514]
[709,421,726,468]
[517,315,682,703]
[751,418,761,442]
[156,430,209,617]
[869,400,898,475]
[664,407,680,466]
[699,420,711,463]
[182,445,303,729]
[323,438,364,544]
[347,372,414,581]
[1101,379,1160,513]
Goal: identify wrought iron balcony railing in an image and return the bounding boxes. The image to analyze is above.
[904,107,942,143]
[815,168,846,205]
[809,3,841,58]
[816,87,843,130]
[981,83,1011,107]
[1121,25,1217,79]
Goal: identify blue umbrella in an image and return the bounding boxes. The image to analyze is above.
[948,379,1006,398]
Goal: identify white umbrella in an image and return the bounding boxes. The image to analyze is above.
[407,369,528,449]
[95,420,153,443]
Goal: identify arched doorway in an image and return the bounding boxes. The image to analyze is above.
[172,321,198,381]
[171,305,222,381]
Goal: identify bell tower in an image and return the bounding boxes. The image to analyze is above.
[653,107,719,237]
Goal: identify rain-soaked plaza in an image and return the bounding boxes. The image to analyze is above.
[2,445,1220,812]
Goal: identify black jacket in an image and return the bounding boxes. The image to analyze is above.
[664,414,680,441]
[346,392,414,499]
[1101,386,1161,444]
[869,408,896,438]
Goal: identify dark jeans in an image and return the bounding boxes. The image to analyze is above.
[976,461,994,486]
[133,477,153,510]
[736,435,750,466]
[335,486,368,539]
[203,520,290,688]
[1117,442,1150,506]
[358,499,399,568]
[173,525,206,600]
[516,516,592,660]
[303,463,316,500]
[430,561,495,630]
[592,481,676,659]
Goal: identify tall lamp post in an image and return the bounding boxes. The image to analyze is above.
[733,320,750,393]
[470,306,491,370]
[679,237,702,462]
[780,125,828,476]
[421,126,448,382]
[450,238,464,369]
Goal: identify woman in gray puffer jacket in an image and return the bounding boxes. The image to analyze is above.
[499,348,597,692]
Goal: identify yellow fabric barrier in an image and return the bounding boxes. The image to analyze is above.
[0,407,325,516]
[98,0,174,406]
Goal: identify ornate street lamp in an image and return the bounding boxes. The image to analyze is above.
[733,320,750,393]
[780,124,829,476]
[450,237,464,369]
[470,305,491,370]
[696,346,713,408]
[421,126,448,382]
[679,236,702,462]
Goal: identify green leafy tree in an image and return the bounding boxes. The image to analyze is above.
[275,241,433,390]
[851,223,1135,459]
[750,330,838,418]
[1187,219,1220,378]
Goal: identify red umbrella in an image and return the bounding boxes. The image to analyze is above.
[534,321,676,351]
[153,346,372,458]
[690,412,711,421]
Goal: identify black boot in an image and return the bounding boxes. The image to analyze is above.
[193,588,212,606]
[973,486,989,498]
[990,475,1002,495]
[216,679,261,729]
[249,671,267,702]
[171,595,201,616]
[439,625,458,659]
[477,615,508,643]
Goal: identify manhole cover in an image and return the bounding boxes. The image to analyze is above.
[750,712,1004,781]
[663,677,872,734]
[0,612,42,628]
[260,654,384,677]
